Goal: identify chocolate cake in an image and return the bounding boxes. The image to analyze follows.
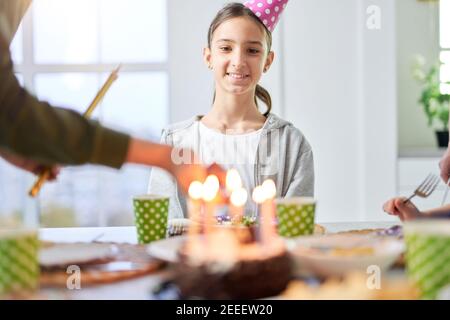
[172,231,293,299]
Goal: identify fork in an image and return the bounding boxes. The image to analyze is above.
[441,177,450,206]
[404,173,440,203]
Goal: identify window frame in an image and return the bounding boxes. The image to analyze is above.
[9,1,169,227]
[14,3,169,95]
[440,0,450,94]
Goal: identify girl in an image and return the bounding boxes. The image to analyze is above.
[149,1,314,219]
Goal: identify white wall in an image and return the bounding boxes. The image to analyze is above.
[167,0,220,122]
[358,0,397,222]
[283,0,397,222]
[397,0,440,149]
[283,0,360,222]
[168,0,398,222]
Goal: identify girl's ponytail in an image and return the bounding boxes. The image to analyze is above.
[255,84,272,117]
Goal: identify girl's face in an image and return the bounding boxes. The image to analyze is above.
[204,16,274,97]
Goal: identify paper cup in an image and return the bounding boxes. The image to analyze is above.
[133,195,169,244]
[404,220,450,300]
[276,197,316,237]
[0,229,40,296]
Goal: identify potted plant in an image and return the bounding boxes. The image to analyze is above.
[412,55,450,148]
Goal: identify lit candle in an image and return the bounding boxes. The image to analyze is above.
[226,169,242,193]
[261,179,277,242]
[230,187,248,221]
[226,169,245,221]
[202,175,220,236]
[253,180,277,246]
[252,185,266,243]
[188,181,203,237]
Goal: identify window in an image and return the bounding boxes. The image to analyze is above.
[7,0,169,227]
[440,0,450,94]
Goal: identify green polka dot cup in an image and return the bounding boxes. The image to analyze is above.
[133,195,169,244]
[404,220,450,300]
[0,229,40,296]
[276,197,316,237]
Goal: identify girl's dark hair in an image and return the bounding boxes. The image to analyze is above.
[207,2,273,117]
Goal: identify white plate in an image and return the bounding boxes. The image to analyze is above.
[146,235,187,263]
[39,243,118,268]
[285,234,404,278]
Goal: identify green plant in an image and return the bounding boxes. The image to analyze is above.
[412,55,450,131]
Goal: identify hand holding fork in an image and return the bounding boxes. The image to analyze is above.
[384,174,441,221]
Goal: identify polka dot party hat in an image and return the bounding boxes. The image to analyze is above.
[244,0,289,32]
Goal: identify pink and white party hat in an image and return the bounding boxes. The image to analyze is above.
[244,0,289,32]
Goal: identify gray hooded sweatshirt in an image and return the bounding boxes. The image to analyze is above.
[148,113,315,219]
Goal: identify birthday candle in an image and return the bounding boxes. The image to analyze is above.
[201,175,220,259]
[253,180,277,246]
[252,185,266,243]
[230,187,248,221]
[226,169,242,193]
[261,179,277,242]
[202,175,220,235]
[226,169,245,221]
[188,181,203,236]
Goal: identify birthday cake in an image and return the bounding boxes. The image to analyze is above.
[175,170,293,299]
[173,230,293,299]
[213,214,258,243]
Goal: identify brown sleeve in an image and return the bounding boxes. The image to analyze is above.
[0,34,130,169]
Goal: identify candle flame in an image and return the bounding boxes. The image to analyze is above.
[230,187,248,207]
[261,179,276,199]
[226,169,242,192]
[202,175,219,202]
[188,181,203,200]
[252,186,266,204]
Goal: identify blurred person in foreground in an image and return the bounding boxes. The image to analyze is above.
[0,0,222,193]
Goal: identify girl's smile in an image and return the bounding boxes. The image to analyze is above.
[226,72,251,85]
[226,72,250,79]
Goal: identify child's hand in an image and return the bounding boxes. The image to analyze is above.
[172,163,208,195]
[169,150,227,194]
[382,197,422,221]
[207,163,227,187]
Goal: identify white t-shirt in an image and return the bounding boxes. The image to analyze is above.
[197,121,262,216]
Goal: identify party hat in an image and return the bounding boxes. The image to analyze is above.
[244,0,289,32]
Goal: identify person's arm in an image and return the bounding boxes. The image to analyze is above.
[0,33,216,192]
[0,149,59,180]
[283,131,315,198]
[423,204,450,219]
[127,138,206,193]
[383,197,450,221]
[0,34,130,168]
[0,0,32,44]
[439,150,450,183]
[439,113,450,182]
[383,197,422,221]
[284,149,315,198]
